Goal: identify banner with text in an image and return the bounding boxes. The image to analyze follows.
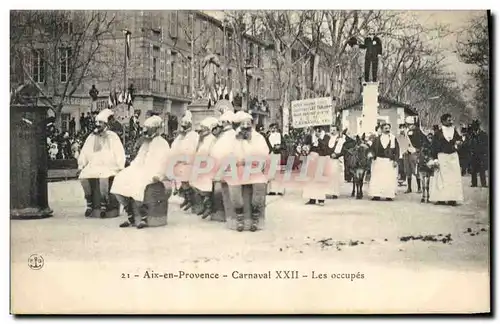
[291,97,333,128]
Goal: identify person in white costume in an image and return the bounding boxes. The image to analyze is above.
[368,122,400,200]
[327,125,346,198]
[171,110,200,211]
[78,109,125,217]
[190,116,219,218]
[111,115,171,228]
[227,112,269,232]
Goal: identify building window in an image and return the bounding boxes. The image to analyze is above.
[59,47,71,83]
[170,53,176,85]
[32,49,45,83]
[62,20,73,35]
[169,11,178,38]
[257,46,262,68]
[152,57,157,81]
[228,69,232,90]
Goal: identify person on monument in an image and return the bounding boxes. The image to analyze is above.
[326,125,347,199]
[428,113,464,206]
[190,117,219,219]
[226,112,269,232]
[302,126,332,206]
[111,115,171,229]
[170,110,200,211]
[265,123,285,196]
[77,109,126,217]
[359,30,382,83]
[368,122,400,201]
[202,46,221,99]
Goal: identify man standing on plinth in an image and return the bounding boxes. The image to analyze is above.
[78,109,126,217]
[190,117,219,219]
[369,122,400,201]
[111,115,171,229]
[171,110,200,211]
[359,30,382,83]
[429,113,464,206]
[266,123,285,196]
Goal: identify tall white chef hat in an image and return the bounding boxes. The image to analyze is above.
[219,110,235,123]
[144,115,163,128]
[200,117,219,130]
[233,111,252,123]
[96,109,114,123]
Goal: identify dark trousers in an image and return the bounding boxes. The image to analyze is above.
[471,163,487,187]
[364,57,379,82]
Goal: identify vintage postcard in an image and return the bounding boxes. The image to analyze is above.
[10,8,490,314]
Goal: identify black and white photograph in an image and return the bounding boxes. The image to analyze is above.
[9,8,491,314]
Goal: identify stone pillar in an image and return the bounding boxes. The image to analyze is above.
[164,99,172,135]
[361,82,379,135]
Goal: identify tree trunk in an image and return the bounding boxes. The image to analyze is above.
[54,104,63,129]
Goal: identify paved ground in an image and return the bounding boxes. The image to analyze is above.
[11,176,490,313]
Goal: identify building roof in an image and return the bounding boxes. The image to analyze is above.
[338,95,418,115]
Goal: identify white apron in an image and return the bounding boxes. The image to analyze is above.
[429,152,464,202]
[368,157,397,198]
[110,136,171,202]
[190,134,217,192]
[78,131,125,179]
[267,153,285,194]
[328,158,342,196]
[302,153,334,200]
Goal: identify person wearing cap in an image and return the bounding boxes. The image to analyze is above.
[359,30,382,83]
[429,113,464,206]
[226,112,269,232]
[211,110,237,222]
[368,122,400,201]
[232,110,247,130]
[171,110,200,211]
[111,115,171,229]
[302,125,332,206]
[190,117,219,219]
[265,123,285,196]
[78,109,126,217]
[404,116,429,193]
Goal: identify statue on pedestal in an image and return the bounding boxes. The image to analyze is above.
[202,47,221,100]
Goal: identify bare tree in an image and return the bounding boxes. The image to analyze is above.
[456,14,489,127]
[10,10,116,126]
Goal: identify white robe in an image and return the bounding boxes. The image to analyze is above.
[190,134,217,192]
[225,130,269,186]
[170,130,200,185]
[78,130,125,179]
[110,136,171,202]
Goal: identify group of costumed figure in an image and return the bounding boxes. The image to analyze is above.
[76,104,271,232]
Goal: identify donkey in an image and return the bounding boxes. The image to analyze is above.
[343,133,375,199]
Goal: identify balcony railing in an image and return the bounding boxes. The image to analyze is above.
[129,78,190,99]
